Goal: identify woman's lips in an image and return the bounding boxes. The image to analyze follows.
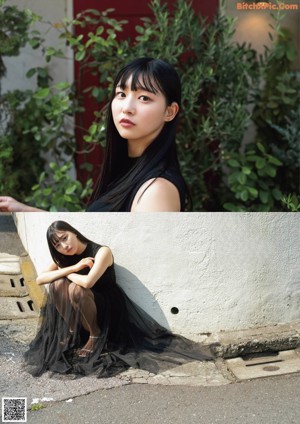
[120,119,135,128]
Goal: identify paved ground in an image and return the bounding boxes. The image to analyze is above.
[23,373,300,424]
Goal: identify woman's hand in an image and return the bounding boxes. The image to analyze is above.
[67,247,113,289]
[73,257,94,273]
[0,196,43,212]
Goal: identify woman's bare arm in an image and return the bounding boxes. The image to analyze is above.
[36,258,94,285]
[0,196,44,212]
[67,247,113,289]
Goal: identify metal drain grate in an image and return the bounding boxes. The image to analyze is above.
[0,296,37,319]
[0,274,28,297]
[226,350,300,380]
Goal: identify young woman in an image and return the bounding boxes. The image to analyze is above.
[0,58,189,213]
[24,220,213,378]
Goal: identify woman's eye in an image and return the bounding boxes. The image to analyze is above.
[139,95,151,102]
[115,91,125,98]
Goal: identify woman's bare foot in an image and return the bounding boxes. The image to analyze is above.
[78,335,102,358]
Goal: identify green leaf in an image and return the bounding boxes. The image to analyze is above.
[241,190,248,202]
[26,68,37,78]
[135,25,145,34]
[43,187,52,196]
[66,185,77,195]
[286,48,296,61]
[268,156,282,166]
[256,158,266,170]
[75,50,86,61]
[242,166,251,175]
[228,159,240,168]
[54,82,70,90]
[89,124,98,135]
[265,166,276,177]
[257,142,265,153]
[34,88,50,99]
[259,190,269,204]
[228,171,240,184]
[63,195,73,202]
[248,187,258,198]
[237,172,247,185]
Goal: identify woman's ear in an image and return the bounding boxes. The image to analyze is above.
[164,102,179,122]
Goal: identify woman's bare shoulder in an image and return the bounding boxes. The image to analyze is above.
[131,177,180,212]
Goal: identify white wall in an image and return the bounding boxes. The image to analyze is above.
[15,213,300,339]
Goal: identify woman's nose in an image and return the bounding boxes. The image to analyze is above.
[122,95,135,114]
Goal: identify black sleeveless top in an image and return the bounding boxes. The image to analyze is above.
[86,160,187,212]
[68,241,116,293]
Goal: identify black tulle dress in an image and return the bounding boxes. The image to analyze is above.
[24,241,213,378]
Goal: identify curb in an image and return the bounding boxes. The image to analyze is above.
[208,321,300,358]
[19,253,47,313]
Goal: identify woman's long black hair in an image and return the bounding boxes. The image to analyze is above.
[47,221,90,268]
[87,57,188,211]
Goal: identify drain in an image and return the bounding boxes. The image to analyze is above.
[17,301,25,312]
[226,350,300,381]
[246,359,283,367]
[0,274,28,297]
[263,366,280,372]
[0,296,37,319]
[27,300,34,311]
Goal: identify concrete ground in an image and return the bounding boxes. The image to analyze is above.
[1,213,300,424]
[25,373,300,424]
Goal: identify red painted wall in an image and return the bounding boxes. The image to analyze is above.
[73,0,219,183]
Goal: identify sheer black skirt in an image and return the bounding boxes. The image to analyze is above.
[24,280,214,378]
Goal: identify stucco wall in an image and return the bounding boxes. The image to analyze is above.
[15,213,300,339]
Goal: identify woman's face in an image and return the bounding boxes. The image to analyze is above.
[52,231,79,255]
[111,75,178,156]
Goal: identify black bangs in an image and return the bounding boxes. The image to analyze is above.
[48,230,60,247]
[117,66,164,96]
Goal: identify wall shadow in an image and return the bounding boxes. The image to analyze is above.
[114,264,171,331]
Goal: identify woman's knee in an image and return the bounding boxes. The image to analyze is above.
[68,283,88,305]
[49,278,68,295]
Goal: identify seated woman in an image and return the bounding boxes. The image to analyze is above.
[0,58,190,213]
[24,220,213,378]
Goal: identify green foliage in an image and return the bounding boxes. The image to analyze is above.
[0,1,88,208]
[0,73,77,199]
[282,194,300,212]
[0,3,42,79]
[252,17,300,200]
[26,162,93,211]
[0,4,44,197]
[30,403,45,411]
[1,0,298,211]
[223,143,283,211]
